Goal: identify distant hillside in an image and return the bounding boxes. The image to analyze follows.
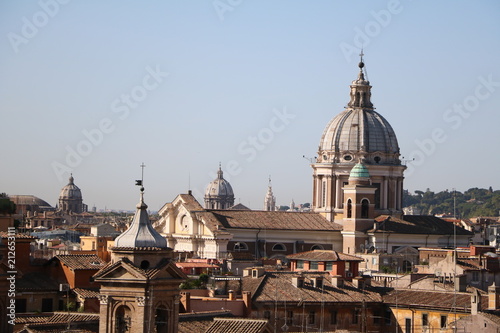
[403,188,500,219]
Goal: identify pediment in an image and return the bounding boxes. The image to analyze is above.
[94,262,147,282]
[394,246,419,255]
[151,261,188,281]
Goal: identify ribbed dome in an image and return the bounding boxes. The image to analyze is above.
[205,166,234,197]
[59,175,82,200]
[320,108,399,154]
[318,60,401,165]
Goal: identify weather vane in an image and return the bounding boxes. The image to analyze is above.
[136,162,146,191]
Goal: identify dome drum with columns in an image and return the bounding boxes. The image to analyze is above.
[312,56,405,221]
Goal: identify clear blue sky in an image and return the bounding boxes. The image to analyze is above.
[1,1,499,211]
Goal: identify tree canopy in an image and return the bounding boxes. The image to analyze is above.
[403,188,500,218]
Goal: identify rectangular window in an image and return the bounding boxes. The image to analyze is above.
[42,298,53,312]
[309,311,315,324]
[422,313,428,327]
[310,261,318,270]
[472,271,479,281]
[330,310,337,325]
[385,309,392,325]
[297,260,304,269]
[374,183,381,209]
[405,318,411,333]
[16,298,27,313]
[441,315,447,328]
[287,311,293,325]
[353,309,359,324]
[264,310,271,319]
[325,262,333,271]
[373,310,381,325]
[322,181,326,208]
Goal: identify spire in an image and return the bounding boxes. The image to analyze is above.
[264,176,276,211]
[217,162,223,179]
[347,50,373,109]
[114,180,167,248]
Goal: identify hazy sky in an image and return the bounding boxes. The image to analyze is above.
[1,1,499,211]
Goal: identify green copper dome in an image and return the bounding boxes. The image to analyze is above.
[349,163,370,179]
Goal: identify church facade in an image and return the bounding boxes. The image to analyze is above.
[155,58,472,267]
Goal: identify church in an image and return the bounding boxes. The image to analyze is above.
[155,57,472,270]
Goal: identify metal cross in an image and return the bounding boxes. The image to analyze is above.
[140,162,146,183]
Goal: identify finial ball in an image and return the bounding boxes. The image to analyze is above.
[358,61,364,69]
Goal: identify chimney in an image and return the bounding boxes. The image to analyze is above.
[312,276,324,289]
[488,283,500,310]
[362,275,371,287]
[331,275,344,288]
[454,274,467,292]
[228,290,236,301]
[353,276,365,289]
[180,292,191,313]
[471,289,481,315]
[242,291,252,317]
[292,276,305,288]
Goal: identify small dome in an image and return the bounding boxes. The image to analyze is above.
[59,175,82,200]
[349,163,370,179]
[205,166,234,197]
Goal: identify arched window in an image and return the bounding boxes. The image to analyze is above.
[234,242,248,252]
[115,305,131,333]
[155,306,168,333]
[311,244,324,251]
[272,243,286,251]
[347,199,352,218]
[361,199,369,218]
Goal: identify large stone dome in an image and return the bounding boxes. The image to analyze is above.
[204,165,235,209]
[59,175,82,200]
[205,167,234,198]
[317,60,401,166]
[58,174,84,213]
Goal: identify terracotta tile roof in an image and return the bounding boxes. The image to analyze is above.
[478,312,500,326]
[55,254,105,270]
[205,318,270,333]
[73,288,99,298]
[457,258,482,270]
[16,312,100,325]
[176,262,221,268]
[18,272,59,291]
[178,310,233,333]
[370,215,473,235]
[382,289,486,311]
[247,271,382,304]
[0,231,37,239]
[208,210,343,231]
[227,252,256,260]
[286,250,363,262]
